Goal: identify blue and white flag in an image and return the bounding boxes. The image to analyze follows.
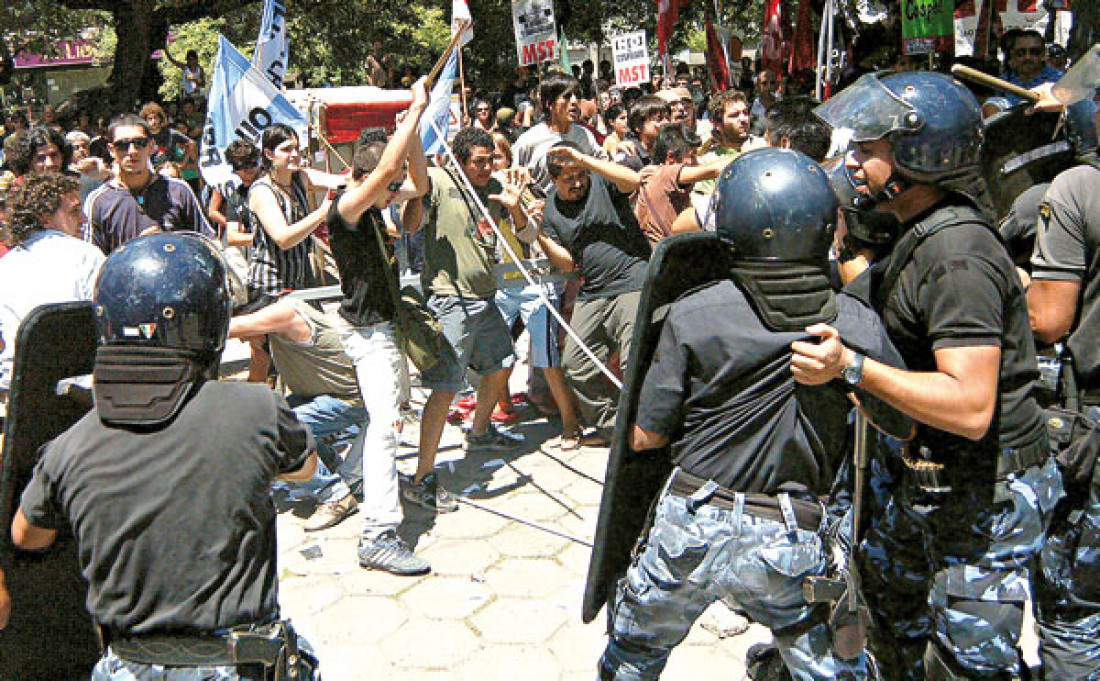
[253,0,289,89]
[419,49,458,156]
[200,35,308,194]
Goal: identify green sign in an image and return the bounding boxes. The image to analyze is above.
[901,0,955,55]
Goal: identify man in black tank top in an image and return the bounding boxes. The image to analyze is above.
[321,77,438,576]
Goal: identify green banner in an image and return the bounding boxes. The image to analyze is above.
[901,0,955,55]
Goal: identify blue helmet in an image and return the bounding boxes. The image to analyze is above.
[713,147,837,266]
[816,71,984,186]
[94,232,231,354]
[823,157,900,246]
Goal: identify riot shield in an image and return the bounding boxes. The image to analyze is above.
[0,302,100,679]
[982,105,1075,220]
[582,232,732,623]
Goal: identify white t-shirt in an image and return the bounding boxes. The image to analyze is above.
[0,230,105,389]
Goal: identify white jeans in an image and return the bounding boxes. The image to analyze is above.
[341,322,402,539]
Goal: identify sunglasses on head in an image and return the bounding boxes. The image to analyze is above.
[1013,47,1045,57]
[112,137,151,150]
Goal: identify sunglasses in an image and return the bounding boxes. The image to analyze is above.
[1013,47,1045,57]
[387,180,403,192]
[113,137,151,151]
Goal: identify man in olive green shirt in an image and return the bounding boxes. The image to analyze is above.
[411,127,535,464]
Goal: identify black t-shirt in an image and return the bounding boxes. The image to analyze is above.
[877,203,1046,460]
[326,195,397,327]
[543,174,650,301]
[19,381,313,635]
[636,280,906,498]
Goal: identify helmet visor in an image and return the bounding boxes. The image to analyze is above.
[815,74,920,143]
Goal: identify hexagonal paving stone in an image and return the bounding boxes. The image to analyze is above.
[279,576,345,619]
[559,477,604,509]
[417,537,502,577]
[309,595,407,644]
[384,619,481,669]
[399,576,494,620]
[496,489,573,523]
[339,565,426,597]
[548,617,609,673]
[312,643,389,678]
[663,636,748,677]
[556,509,598,543]
[483,557,571,598]
[556,541,595,577]
[458,644,563,680]
[488,523,571,559]
[470,597,568,644]
[430,503,511,540]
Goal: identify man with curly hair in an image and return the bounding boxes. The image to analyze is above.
[0,173,105,392]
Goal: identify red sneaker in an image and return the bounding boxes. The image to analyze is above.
[491,406,521,424]
[456,395,477,411]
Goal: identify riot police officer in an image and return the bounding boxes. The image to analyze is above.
[10,232,321,680]
[599,148,909,679]
[1026,97,1100,679]
[798,71,1064,679]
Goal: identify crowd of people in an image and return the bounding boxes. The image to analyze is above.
[0,24,1099,680]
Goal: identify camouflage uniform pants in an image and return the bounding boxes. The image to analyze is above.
[859,456,1063,679]
[91,634,320,680]
[1035,455,1100,680]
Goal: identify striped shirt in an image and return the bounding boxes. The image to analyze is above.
[83,175,214,255]
[247,172,313,298]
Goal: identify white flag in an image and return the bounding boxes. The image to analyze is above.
[253,0,289,88]
[201,35,308,194]
[452,0,474,46]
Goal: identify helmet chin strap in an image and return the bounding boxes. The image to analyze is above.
[852,172,911,211]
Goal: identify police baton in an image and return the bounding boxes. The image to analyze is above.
[949,64,1041,103]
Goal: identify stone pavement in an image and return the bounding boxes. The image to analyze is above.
[273,388,770,680]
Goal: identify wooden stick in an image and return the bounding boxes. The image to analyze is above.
[458,45,468,127]
[425,21,469,89]
[950,64,1040,103]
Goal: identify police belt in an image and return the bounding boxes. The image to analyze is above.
[900,437,1050,492]
[669,469,823,531]
[104,620,295,668]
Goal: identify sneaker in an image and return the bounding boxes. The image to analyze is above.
[456,395,478,410]
[465,424,525,452]
[303,493,359,532]
[491,405,521,424]
[402,472,460,513]
[357,530,430,575]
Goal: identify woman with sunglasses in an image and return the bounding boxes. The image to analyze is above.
[473,99,497,133]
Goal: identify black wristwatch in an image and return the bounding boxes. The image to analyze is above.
[842,352,865,386]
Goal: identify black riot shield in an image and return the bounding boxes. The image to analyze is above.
[0,302,100,679]
[582,232,732,623]
[982,105,1076,220]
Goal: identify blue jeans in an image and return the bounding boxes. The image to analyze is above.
[277,394,365,504]
[601,484,866,680]
[92,634,320,680]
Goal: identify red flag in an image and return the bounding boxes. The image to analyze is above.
[705,20,730,91]
[657,0,691,59]
[789,0,816,75]
[760,0,790,76]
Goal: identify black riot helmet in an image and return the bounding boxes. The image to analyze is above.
[94,232,231,354]
[714,147,837,265]
[93,233,232,427]
[713,147,839,331]
[816,71,987,210]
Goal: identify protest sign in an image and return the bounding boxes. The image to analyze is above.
[511,0,558,66]
[902,0,955,55]
[612,31,650,87]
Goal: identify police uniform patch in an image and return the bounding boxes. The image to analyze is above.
[1038,202,1052,231]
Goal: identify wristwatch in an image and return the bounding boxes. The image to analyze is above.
[842,352,865,386]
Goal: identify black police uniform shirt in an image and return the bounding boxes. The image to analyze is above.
[542,174,650,301]
[1032,165,1100,387]
[635,280,902,499]
[326,194,397,327]
[19,381,314,635]
[83,175,215,255]
[879,201,1046,462]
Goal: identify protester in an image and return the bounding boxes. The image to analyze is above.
[165,48,207,100]
[83,114,213,255]
[601,103,629,157]
[0,172,104,392]
[537,142,646,445]
[635,123,725,246]
[614,95,671,171]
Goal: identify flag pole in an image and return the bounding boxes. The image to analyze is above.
[458,48,469,128]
